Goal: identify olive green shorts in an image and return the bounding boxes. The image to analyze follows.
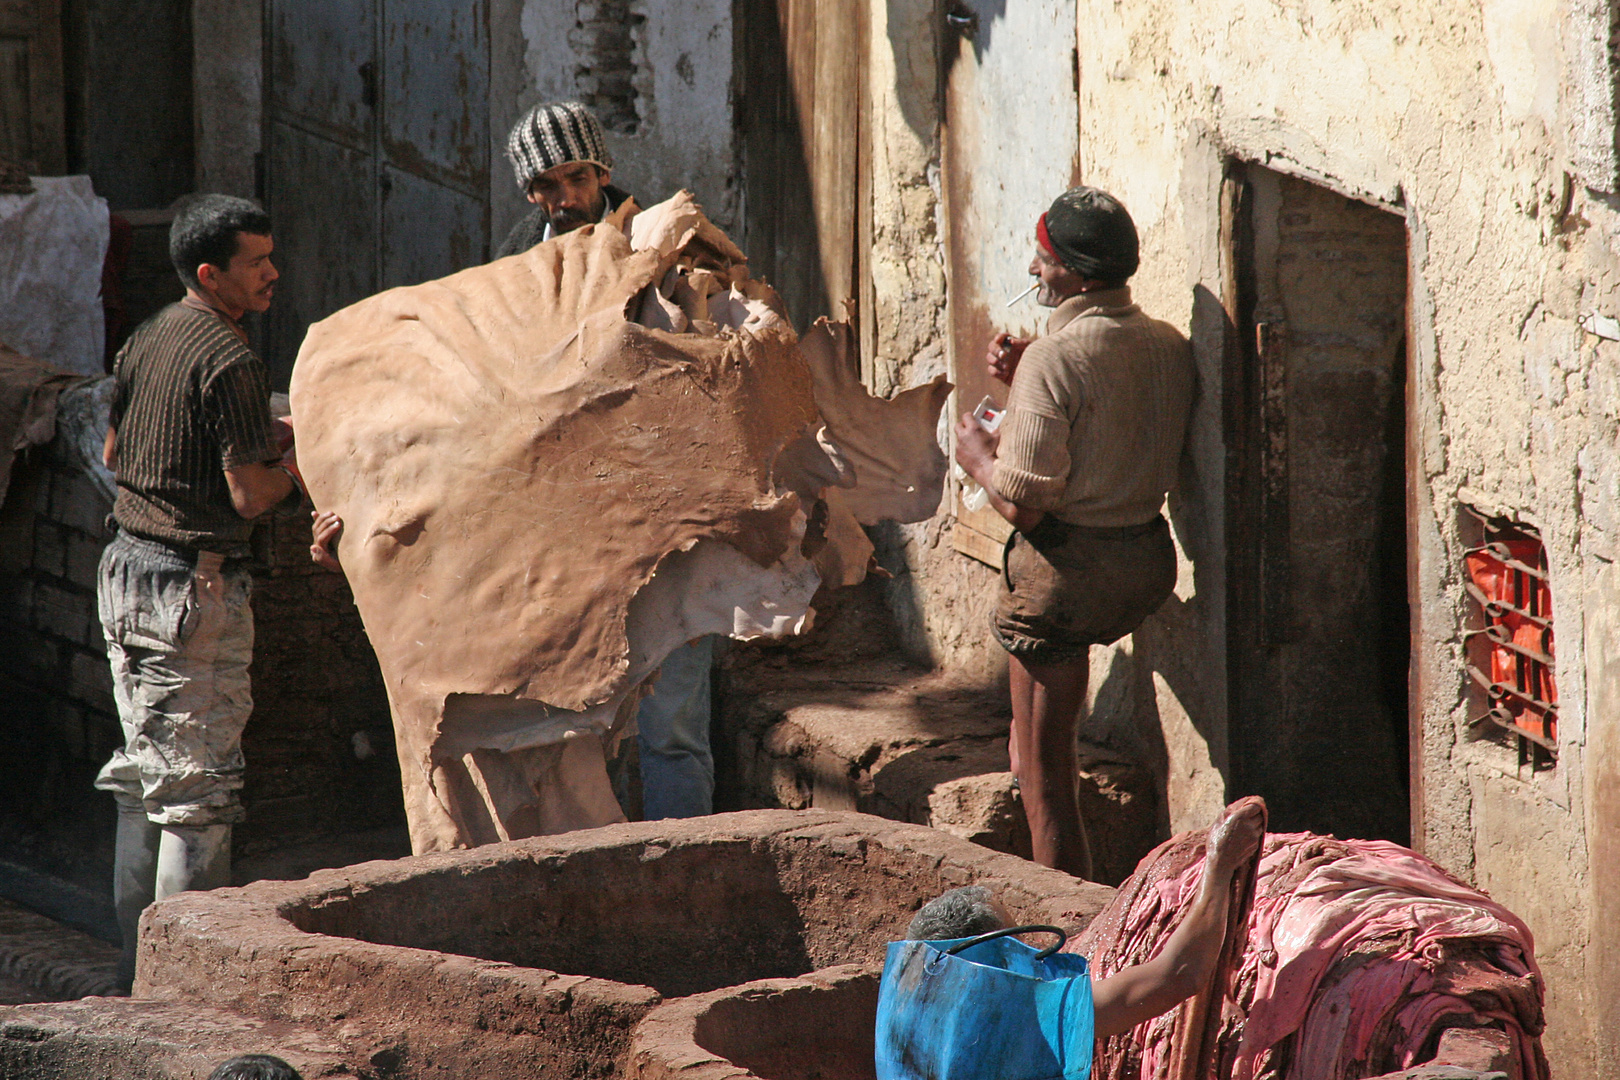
[992,515,1176,666]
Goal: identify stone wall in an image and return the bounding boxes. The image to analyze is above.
[0,433,401,904]
[0,442,122,897]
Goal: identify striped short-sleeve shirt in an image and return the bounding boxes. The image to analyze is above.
[110,301,280,555]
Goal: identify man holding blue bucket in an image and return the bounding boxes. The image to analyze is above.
[877,799,1265,1079]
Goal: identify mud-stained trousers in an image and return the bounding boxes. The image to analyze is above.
[94,531,252,989]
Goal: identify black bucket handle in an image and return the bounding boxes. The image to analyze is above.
[942,924,1068,961]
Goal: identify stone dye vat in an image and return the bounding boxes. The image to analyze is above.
[0,811,1546,1079]
[124,811,1111,1078]
[628,964,880,1080]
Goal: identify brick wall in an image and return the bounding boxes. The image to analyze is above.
[0,435,402,900]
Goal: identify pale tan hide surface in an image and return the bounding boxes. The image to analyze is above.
[290,192,950,851]
[799,319,952,526]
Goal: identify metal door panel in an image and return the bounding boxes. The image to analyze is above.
[268,0,374,146]
[382,0,488,192]
[380,166,485,291]
[264,122,376,386]
[265,0,489,384]
[942,0,1078,562]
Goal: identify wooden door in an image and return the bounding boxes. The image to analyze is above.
[0,0,63,174]
[263,0,489,387]
[738,0,869,344]
[939,0,1079,567]
[1224,164,1412,843]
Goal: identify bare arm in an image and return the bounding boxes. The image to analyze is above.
[103,427,116,470]
[224,462,296,520]
[1089,800,1266,1038]
[952,414,1045,532]
[1089,887,1228,1036]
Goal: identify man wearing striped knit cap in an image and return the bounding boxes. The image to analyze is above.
[499,101,717,823]
[316,103,719,823]
[495,100,640,258]
[953,187,1194,881]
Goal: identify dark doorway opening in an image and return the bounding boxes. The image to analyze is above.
[735,0,869,341]
[1225,164,1411,843]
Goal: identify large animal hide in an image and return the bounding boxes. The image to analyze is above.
[290,193,949,849]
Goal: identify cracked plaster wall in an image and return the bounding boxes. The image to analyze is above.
[862,0,1008,685]
[494,0,737,248]
[1049,0,1620,1073]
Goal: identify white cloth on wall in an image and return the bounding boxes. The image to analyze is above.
[0,175,109,377]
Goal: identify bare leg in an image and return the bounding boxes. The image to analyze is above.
[1008,653,1092,879]
[1090,799,1266,1037]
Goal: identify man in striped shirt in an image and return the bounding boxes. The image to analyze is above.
[95,194,297,989]
[953,187,1194,880]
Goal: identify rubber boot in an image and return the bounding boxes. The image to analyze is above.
[153,824,232,903]
[113,800,161,992]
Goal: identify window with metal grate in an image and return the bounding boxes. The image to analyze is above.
[1462,508,1556,767]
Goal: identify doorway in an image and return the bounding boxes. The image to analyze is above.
[736,0,869,341]
[1225,164,1412,843]
[260,0,490,388]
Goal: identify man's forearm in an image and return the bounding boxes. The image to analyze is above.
[1090,881,1229,1036]
[962,456,1045,532]
[225,461,297,519]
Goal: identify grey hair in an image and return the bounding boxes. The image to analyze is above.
[906,885,1006,941]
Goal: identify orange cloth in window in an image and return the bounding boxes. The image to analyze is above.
[1464,540,1555,741]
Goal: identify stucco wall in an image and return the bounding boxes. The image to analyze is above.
[1059,1,1615,1073]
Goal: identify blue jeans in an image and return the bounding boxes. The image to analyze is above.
[637,635,715,819]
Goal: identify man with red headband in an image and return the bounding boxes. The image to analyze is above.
[953,186,1194,879]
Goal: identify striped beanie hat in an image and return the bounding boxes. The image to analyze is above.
[505,101,614,190]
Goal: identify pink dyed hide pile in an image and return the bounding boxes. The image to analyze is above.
[1073,832,1547,1080]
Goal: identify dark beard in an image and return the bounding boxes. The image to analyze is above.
[548,194,607,234]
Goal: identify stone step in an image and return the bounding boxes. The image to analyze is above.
[0,898,119,1002]
[718,658,1162,883]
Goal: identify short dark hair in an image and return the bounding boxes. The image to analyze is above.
[906,885,1007,941]
[206,1054,304,1080]
[169,194,272,291]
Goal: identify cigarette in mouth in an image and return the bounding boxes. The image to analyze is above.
[1005,283,1038,307]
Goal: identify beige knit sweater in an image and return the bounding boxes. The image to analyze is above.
[990,287,1194,528]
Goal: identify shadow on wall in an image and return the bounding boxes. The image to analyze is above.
[737,0,829,335]
[886,0,946,139]
[1076,282,1234,836]
[931,0,1010,70]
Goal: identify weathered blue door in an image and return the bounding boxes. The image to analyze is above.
[262,0,489,387]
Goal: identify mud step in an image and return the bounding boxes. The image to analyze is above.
[0,998,369,1079]
[720,658,1162,884]
[0,898,120,1002]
